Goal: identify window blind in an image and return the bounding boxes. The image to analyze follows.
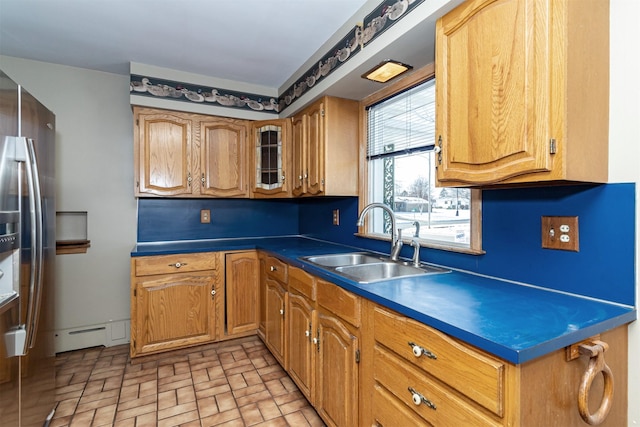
[367,78,436,160]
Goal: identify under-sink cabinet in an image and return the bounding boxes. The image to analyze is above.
[130,250,260,358]
[435,0,609,186]
[286,266,316,402]
[133,107,249,197]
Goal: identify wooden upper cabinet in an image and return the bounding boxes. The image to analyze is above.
[435,0,609,186]
[199,118,249,197]
[251,119,291,198]
[291,114,307,197]
[134,106,250,197]
[291,96,359,197]
[134,108,193,196]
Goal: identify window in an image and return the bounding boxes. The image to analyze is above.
[362,69,482,252]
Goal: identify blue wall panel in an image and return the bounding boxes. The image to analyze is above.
[137,183,635,306]
[298,184,636,306]
[137,198,299,242]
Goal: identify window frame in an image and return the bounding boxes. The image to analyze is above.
[357,63,484,254]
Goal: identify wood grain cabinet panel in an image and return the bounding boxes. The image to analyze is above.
[264,276,287,366]
[290,96,359,197]
[134,107,250,197]
[134,109,192,196]
[435,0,609,186]
[225,251,259,336]
[130,252,221,357]
[200,119,249,197]
[314,310,359,427]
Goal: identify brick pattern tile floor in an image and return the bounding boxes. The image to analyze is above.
[51,336,325,426]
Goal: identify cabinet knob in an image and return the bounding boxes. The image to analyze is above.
[279,309,284,316]
[211,288,216,297]
[408,341,437,360]
[305,330,310,337]
[168,262,187,268]
[408,387,436,410]
[270,266,277,272]
[201,173,206,184]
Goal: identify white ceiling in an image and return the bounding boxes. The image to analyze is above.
[0,0,463,102]
[0,0,369,88]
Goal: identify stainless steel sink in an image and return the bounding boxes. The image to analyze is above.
[300,252,450,283]
[303,252,384,267]
[335,262,450,283]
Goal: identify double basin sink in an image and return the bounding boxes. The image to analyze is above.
[301,252,450,284]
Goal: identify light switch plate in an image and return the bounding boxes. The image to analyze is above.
[541,216,579,251]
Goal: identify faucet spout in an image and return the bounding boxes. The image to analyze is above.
[356,203,402,261]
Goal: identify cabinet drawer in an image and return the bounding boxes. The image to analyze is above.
[288,266,315,301]
[317,280,360,327]
[374,345,501,427]
[265,256,288,283]
[373,306,504,416]
[133,253,218,276]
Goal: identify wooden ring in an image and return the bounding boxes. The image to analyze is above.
[577,344,614,425]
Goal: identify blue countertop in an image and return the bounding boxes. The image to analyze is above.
[132,236,636,364]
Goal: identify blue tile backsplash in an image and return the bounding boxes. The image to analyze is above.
[138,183,635,306]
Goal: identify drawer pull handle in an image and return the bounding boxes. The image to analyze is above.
[577,340,614,425]
[168,262,187,268]
[408,387,436,410]
[270,266,277,272]
[408,342,437,360]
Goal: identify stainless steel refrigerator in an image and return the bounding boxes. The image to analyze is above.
[0,70,56,426]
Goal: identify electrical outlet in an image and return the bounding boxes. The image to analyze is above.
[200,209,211,224]
[541,216,579,251]
[332,209,340,226]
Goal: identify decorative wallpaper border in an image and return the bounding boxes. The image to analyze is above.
[130,0,424,115]
[130,74,279,113]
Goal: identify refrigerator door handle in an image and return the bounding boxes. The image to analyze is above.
[15,136,44,353]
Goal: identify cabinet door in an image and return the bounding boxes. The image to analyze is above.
[315,311,359,427]
[305,102,324,195]
[287,292,314,402]
[132,271,216,357]
[225,251,259,336]
[135,109,193,196]
[435,0,552,185]
[265,277,286,366]
[291,114,306,196]
[199,118,249,197]
[251,119,290,197]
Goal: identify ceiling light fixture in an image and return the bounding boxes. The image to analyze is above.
[361,60,413,83]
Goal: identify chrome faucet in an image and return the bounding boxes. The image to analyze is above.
[410,238,421,267]
[356,203,403,261]
[412,220,420,238]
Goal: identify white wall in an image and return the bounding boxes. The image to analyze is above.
[0,56,137,352]
[609,1,640,424]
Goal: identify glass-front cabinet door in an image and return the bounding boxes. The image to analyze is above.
[251,119,290,197]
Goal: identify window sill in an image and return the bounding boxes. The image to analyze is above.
[353,232,485,256]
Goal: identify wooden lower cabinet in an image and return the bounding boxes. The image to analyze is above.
[225,251,260,336]
[287,289,315,401]
[314,310,359,427]
[130,252,222,357]
[264,276,287,366]
[363,302,629,427]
